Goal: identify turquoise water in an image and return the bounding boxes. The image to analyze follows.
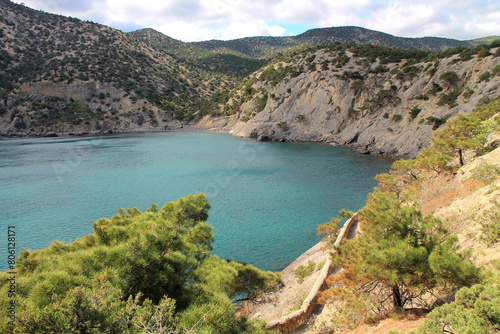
[0,132,392,271]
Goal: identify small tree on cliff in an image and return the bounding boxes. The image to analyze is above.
[432,113,486,167]
[331,190,479,311]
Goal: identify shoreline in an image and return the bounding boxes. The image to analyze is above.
[0,125,232,140]
[0,124,396,161]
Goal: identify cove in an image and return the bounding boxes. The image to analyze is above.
[0,132,392,271]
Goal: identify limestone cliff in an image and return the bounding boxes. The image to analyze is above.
[199,46,500,159]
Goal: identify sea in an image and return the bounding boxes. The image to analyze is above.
[0,131,392,271]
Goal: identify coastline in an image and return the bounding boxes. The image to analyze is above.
[0,125,232,140]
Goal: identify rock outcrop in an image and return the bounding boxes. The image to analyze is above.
[201,48,500,159]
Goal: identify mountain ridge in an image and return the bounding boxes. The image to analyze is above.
[195,42,500,159]
[1,0,499,148]
[188,25,476,59]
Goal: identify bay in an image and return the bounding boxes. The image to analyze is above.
[0,132,392,271]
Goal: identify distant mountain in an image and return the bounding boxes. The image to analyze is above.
[129,28,267,78]
[295,26,474,50]
[191,26,476,59]
[192,36,299,59]
[468,36,500,46]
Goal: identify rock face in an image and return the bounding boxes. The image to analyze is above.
[205,48,500,159]
[17,81,116,102]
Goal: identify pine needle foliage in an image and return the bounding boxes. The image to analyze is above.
[0,194,281,333]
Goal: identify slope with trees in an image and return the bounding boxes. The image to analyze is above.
[200,40,500,159]
[192,26,476,59]
[0,194,281,333]
[129,28,267,78]
[312,97,500,333]
[0,0,231,136]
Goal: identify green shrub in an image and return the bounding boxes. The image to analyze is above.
[479,201,500,245]
[416,282,500,333]
[409,106,422,118]
[440,71,460,86]
[469,163,500,185]
[277,121,288,130]
[0,194,282,333]
[296,114,306,123]
[293,261,316,283]
[428,82,443,95]
[426,116,447,129]
[253,94,268,112]
[479,71,492,82]
[438,87,462,108]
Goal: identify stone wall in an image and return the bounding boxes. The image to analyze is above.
[267,214,358,333]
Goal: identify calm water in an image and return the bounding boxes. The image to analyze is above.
[0,132,392,271]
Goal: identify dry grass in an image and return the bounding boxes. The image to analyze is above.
[412,172,484,215]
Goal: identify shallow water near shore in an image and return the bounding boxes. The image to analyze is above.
[0,132,392,271]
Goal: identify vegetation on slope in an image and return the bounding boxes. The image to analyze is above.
[197,39,499,125]
[191,26,476,59]
[0,194,281,333]
[0,0,231,128]
[1,0,499,133]
[317,97,500,333]
[129,28,267,78]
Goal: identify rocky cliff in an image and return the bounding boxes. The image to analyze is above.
[199,45,500,159]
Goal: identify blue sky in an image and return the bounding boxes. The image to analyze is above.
[16,0,500,42]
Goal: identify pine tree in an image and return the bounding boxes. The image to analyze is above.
[331,190,479,311]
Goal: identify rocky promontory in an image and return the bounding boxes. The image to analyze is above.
[198,46,500,159]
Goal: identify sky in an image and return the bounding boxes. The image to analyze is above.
[15,0,500,42]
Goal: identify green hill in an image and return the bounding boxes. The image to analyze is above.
[0,0,497,137]
[0,0,231,133]
[129,28,267,78]
[191,26,476,59]
[468,35,500,46]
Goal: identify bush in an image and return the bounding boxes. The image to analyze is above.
[417,282,500,333]
[478,200,500,245]
[252,94,267,112]
[277,121,288,130]
[409,106,422,118]
[293,261,316,283]
[440,71,460,86]
[437,87,462,108]
[426,116,447,129]
[479,71,492,82]
[392,114,403,121]
[428,82,443,95]
[296,114,306,123]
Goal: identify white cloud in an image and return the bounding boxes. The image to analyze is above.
[17,0,500,41]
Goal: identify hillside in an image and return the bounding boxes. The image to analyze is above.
[192,26,475,59]
[197,42,500,159]
[469,35,500,46]
[129,28,267,78]
[232,97,500,333]
[303,97,500,333]
[0,0,230,136]
[0,0,498,154]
